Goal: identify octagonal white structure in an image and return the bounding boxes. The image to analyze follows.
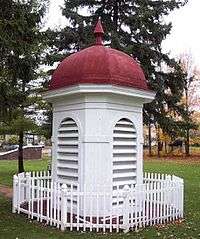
[44,84,155,194]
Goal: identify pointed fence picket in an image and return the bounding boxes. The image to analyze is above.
[12,171,184,233]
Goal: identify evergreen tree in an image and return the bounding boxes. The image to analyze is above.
[0,0,48,172]
[46,0,188,143]
[37,75,53,140]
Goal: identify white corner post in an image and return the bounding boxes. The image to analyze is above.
[181,179,184,218]
[61,184,68,231]
[12,175,19,213]
[123,185,131,233]
[25,172,31,201]
[177,177,184,218]
[25,172,31,218]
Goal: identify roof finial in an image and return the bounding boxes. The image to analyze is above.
[94,18,104,45]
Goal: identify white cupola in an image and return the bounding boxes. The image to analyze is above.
[43,20,155,194]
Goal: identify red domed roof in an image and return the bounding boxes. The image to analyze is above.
[49,21,149,91]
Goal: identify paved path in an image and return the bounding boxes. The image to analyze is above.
[0,184,13,198]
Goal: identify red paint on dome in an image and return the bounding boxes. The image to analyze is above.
[49,20,150,92]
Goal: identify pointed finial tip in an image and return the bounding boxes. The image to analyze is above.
[94,18,104,34]
[94,18,104,45]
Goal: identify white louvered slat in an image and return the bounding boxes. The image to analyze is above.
[57,148,78,154]
[58,141,78,146]
[116,120,133,126]
[58,133,78,138]
[58,126,78,132]
[57,118,79,184]
[57,163,78,170]
[113,133,136,138]
[113,157,136,162]
[113,148,137,154]
[60,119,76,125]
[113,164,136,170]
[113,118,137,191]
[57,156,79,161]
[114,141,136,146]
[113,172,136,178]
[57,169,78,177]
[114,127,136,132]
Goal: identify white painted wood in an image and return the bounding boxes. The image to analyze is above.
[46,184,49,222]
[57,118,79,185]
[57,183,61,228]
[43,84,155,103]
[40,179,43,222]
[113,119,137,191]
[31,172,35,219]
[13,171,184,233]
[48,86,146,194]
[12,175,18,213]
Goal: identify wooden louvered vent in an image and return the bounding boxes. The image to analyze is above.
[113,118,137,190]
[57,118,79,185]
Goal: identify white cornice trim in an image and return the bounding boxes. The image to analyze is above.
[43,84,155,103]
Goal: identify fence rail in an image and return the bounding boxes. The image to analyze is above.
[12,171,184,233]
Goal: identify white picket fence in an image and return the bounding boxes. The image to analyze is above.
[12,171,184,232]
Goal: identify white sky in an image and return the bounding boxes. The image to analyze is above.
[45,0,200,68]
[162,0,200,68]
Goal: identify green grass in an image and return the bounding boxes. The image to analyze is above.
[0,158,49,186]
[0,158,200,238]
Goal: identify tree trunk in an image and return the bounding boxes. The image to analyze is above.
[157,126,161,158]
[164,141,167,154]
[185,87,190,156]
[33,134,35,145]
[18,79,26,173]
[185,129,190,156]
[148,122,152,156]
[18,131,24,173]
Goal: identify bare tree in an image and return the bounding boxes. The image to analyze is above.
[180,53,200,156]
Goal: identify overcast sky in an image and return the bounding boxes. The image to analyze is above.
[46,0,200,68]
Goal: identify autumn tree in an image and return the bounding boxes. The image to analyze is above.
[180,53,199,155]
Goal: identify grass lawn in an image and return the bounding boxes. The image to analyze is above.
[0,158,200,239]
[0,158,49,187]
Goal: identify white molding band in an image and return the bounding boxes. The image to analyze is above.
[43,84,155,103]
